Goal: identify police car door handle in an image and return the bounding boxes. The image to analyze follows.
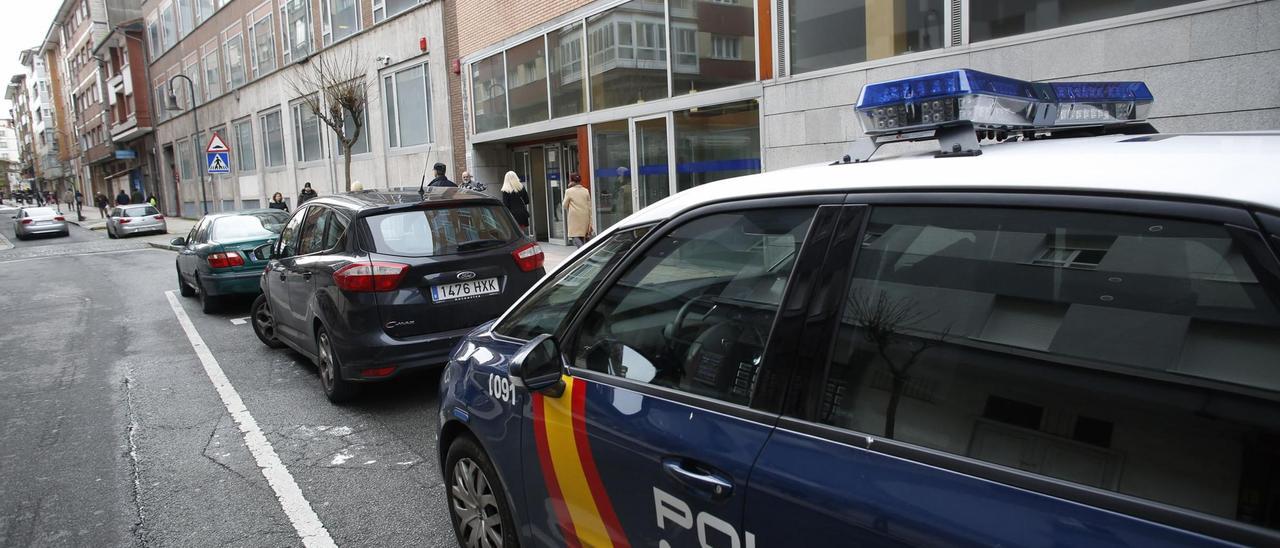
[662,458,733,500]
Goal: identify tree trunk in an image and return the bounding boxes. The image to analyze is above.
[884,374,906,439]
[342,143,352,192]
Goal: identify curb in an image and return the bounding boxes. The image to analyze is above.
[147,242,181,252]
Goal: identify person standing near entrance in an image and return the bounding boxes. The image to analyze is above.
[116,189,130,205]
[563,173,592,247]
[500,171,530,233]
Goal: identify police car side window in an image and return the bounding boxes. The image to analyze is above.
[494,227,649,341]
[818,205,1280,532]
[571,208,814,406]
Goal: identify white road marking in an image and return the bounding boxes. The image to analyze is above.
[164,290,337,548]
[230,317,250,325]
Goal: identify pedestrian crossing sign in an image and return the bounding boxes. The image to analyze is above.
[207,152,231,174]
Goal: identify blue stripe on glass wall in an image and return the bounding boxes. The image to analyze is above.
[595,158,760,180]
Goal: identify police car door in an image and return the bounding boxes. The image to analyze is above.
[530,199,841,547]
[746,197,1280,546]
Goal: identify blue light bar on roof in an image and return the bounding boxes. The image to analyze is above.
[854,69,1153,135]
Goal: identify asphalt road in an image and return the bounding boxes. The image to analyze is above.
[0,204,454,547]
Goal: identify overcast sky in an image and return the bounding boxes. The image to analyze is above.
[1,2,65,116]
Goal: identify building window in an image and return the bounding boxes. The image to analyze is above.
[336,109,370,155]
[470,53,507,133]
[292,100,324,162]
[155,84,168,121]
[251,14,276,77]
[505,37,549,127]
[970,0,1202,42]
[233,118,256,171]
[178,0,194,36]
[177,138,193,181]
[548,21,585,119]
[384,62,432,148]
[183,63,202,106]
[673,100,761,192]
[147,20,161,60]
[197,0,214,23]
[375,0,424,23]
[789,0,946,74]
[224,34,247,89]
[587,0,668,111]
[202,52,221,101]
[710,35,740,60]
[282,0,313,62]
[160,2,178,51]
[260,109,285,167]
[323,0,359,45]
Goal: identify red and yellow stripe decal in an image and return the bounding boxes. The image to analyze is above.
[532,376,629,548]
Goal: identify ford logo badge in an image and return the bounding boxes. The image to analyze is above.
[458,271,476,280]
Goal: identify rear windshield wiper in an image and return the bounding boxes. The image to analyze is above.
[455,239,507,252]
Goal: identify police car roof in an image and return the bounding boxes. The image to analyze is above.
[620,131,1280,228]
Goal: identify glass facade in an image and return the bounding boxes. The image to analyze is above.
[970,0,1201,42]
[471,53,508,133]
[592,120,633,231]
[672,0,756,95]
[548,22,586,118]
[790,0,946,74]
[588,0,669,110]
[673,99,759,191]
[506,37,549,126]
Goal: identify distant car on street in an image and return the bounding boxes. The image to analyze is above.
[173,209,289,313]
[106,204,167,239]
[11,206,69,240]
[249,188,545,403]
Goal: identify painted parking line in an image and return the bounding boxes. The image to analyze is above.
[164,290,337,548]
[230,317,250,325]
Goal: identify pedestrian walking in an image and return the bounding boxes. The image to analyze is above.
[500,171,530,233]
[460,171,486,193]
[116,189,130,205]
[95,193,109,218]
[298,182,318,204]
[427,163,456,187]
[62,189,74,210]
[268,192,289,212]
[563,173,592,247]
[148,195,158,208]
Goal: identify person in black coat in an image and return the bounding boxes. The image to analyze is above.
[500,170,530,232]
[268,192,289,212]
[427,163,456,187]
[115,190,130,205]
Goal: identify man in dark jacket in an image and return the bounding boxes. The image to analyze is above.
[427,163,456,187]
[298,182,318,204]
[116,190,130,205]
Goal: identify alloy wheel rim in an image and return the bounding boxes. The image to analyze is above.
[254,301,275,339]
[451,457,503,548]
[318,333,333,390]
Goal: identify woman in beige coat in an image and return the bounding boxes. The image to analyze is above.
[563,173,592,247]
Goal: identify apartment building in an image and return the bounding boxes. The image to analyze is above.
[144,0,450,216]
[47,0,113,201]
[6,75,35,190]
[0,119,19,191]
[92,0,155,201]
[455,0,1280,243]
[10,47,68,194]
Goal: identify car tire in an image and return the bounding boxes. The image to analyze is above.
[316,327,358,404]
[13,232,23,241]
[445,434,520,548]
[251,294,287,349]
[107,227,117,239]
[177,267,195,297]
[197,276,218,313]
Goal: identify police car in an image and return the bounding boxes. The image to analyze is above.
[437,69,1280,547]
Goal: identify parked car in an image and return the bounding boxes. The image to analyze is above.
[436,70,1280,547]
[250,188,545,403]
[12,206,69,240]
[174,209,289,313]
[106,204,167,238]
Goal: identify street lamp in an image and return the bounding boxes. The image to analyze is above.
[165,74,207,215]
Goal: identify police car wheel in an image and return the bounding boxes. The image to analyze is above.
[446,435,518,548]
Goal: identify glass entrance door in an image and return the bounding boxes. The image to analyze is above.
[544,145,566,242]
[633,116,671,209]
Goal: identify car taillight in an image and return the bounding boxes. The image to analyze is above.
[154,215,164,220]
[54,216,65,221]
[511,242,544,272]
[333,261,409,292]
[207,252,245,269]
[19,219,32,225]
[118,218,132,224]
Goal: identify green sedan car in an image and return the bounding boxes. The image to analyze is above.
[174,209,289,313]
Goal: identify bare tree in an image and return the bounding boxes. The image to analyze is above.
[285,46,371,193]
[845,287,948,439]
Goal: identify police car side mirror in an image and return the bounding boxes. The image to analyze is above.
[509,334,565,397]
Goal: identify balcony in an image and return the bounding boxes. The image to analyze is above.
[110,113,151,143]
